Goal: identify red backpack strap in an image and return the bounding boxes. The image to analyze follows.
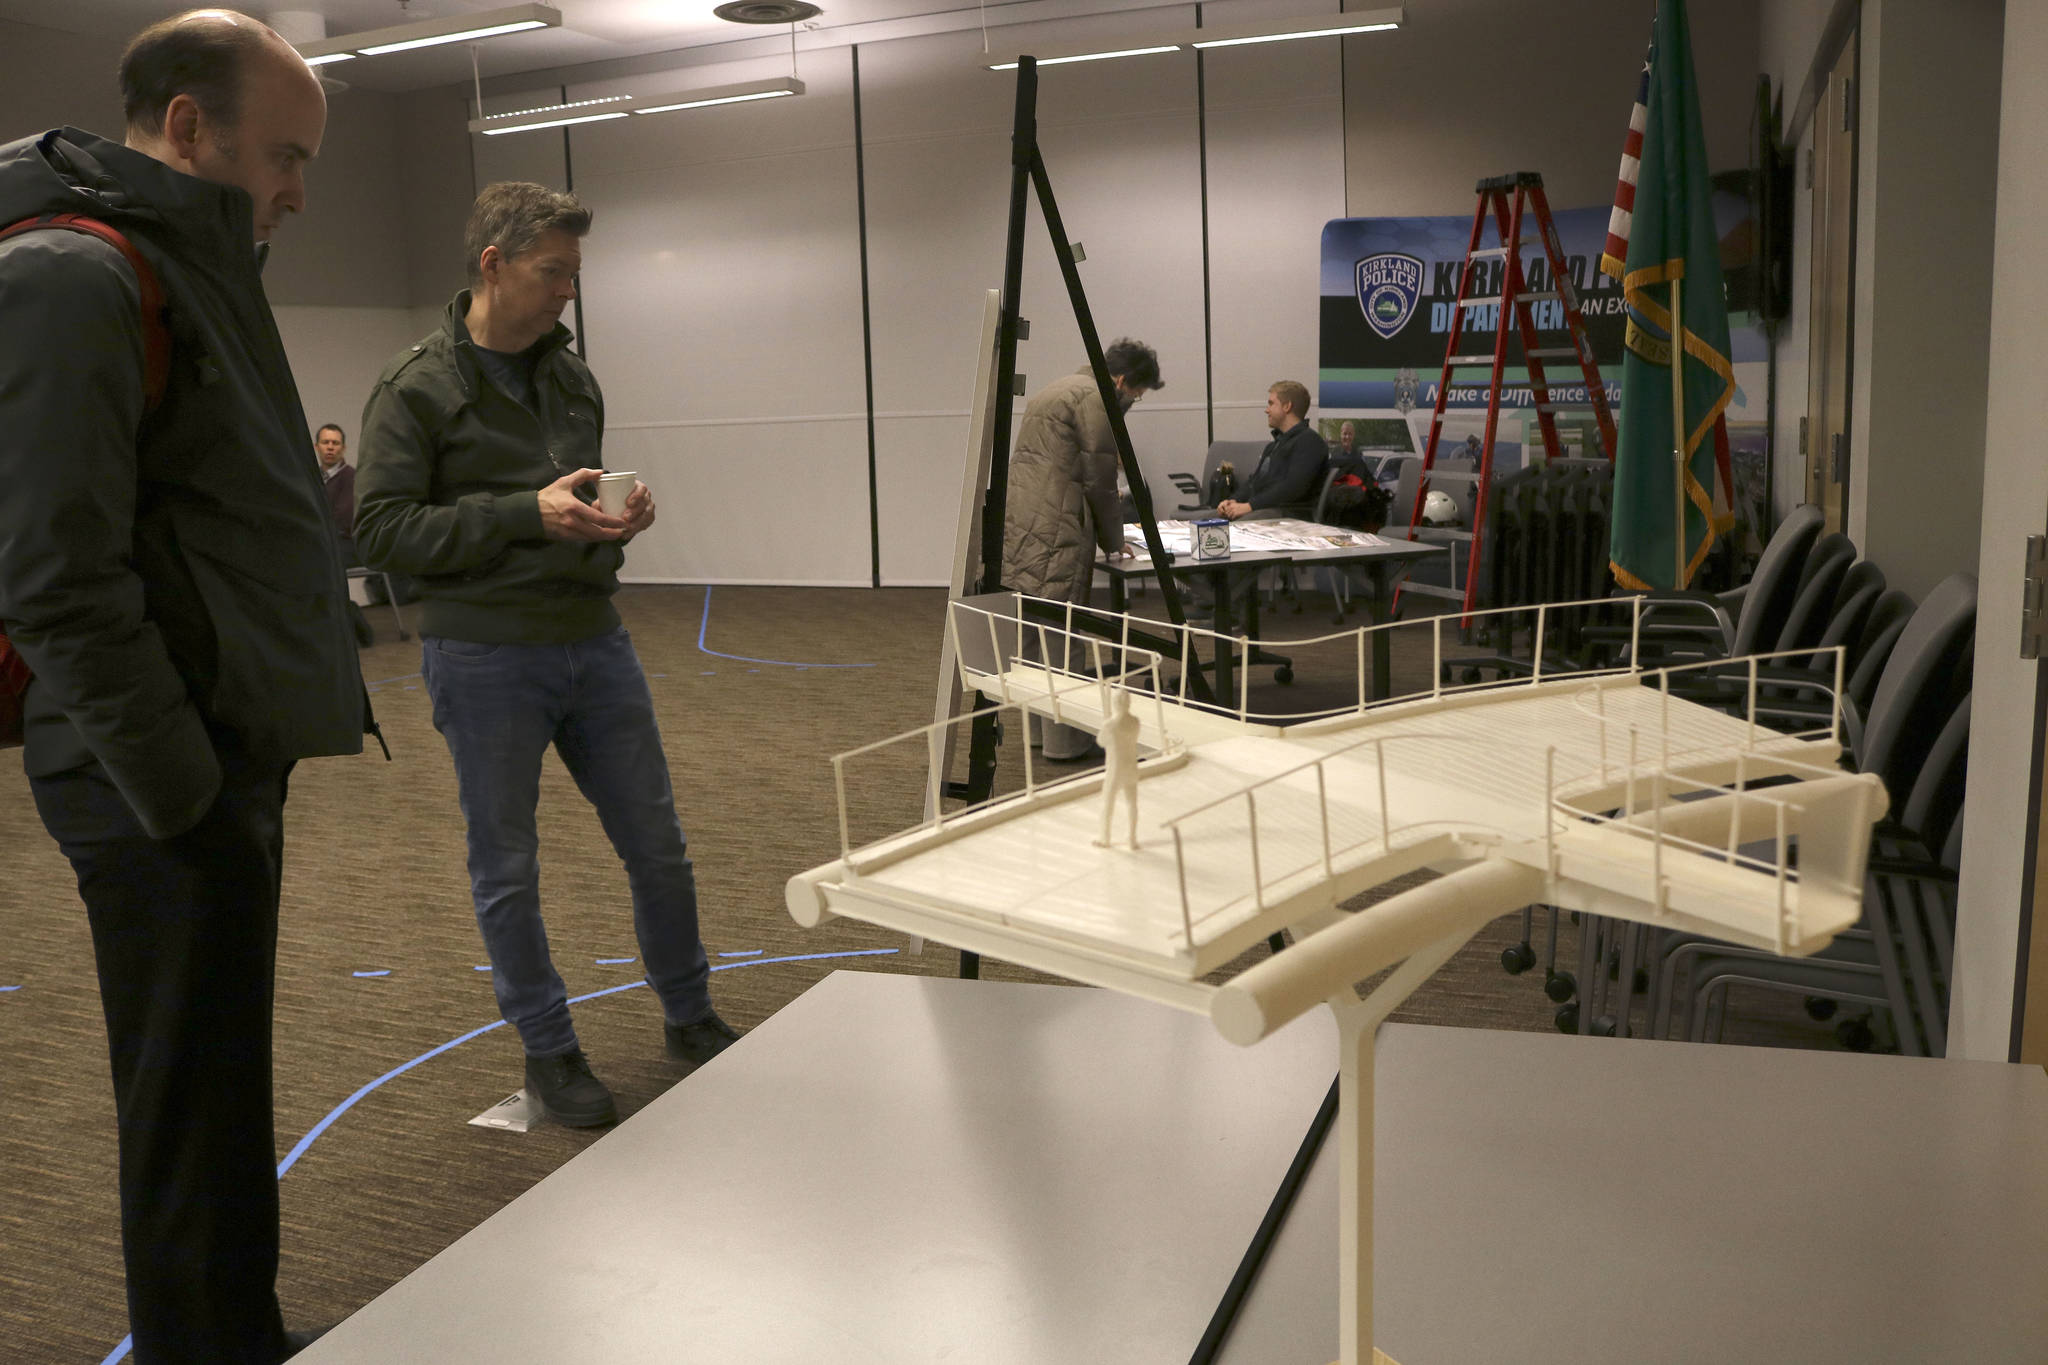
[0,212,170,413]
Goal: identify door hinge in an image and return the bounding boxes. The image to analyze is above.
[2023,535,2048,660]
[1829,431,1844,483]
[1798,415,1808,455]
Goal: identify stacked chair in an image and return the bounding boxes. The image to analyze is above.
[1489,501,1977,1056]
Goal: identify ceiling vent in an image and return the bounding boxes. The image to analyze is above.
[712,1,822,24]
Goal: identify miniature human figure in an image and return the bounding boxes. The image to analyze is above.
[1094,688,1141,849]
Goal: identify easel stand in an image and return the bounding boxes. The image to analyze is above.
[947,56,1216,978]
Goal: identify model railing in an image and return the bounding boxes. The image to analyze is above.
[1148,650,1853,944]
[1568,644,1848,775]
[1155,729,1533,941]
[949,591,1671,725]
[828,628,1180,865]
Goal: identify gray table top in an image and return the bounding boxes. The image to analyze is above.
[300,971,1337,1364]
[302,971,2048,1364]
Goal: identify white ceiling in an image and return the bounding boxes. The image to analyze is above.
[0,0,1061,92]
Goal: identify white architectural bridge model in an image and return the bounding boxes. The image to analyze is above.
[787,592,1887,1365]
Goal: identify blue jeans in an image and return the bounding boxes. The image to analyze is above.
[421,626,712,1056]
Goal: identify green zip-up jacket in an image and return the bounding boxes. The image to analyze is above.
[354,293,625,644]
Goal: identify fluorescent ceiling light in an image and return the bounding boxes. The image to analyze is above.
[301,52,356,67]
[481,111,629,135]
[469,78,806,135]
[295,4,560,64]
[985,5,1400,70]
[635,88,800,113]
[988,45,1181,71]
[1192,15,1401,49]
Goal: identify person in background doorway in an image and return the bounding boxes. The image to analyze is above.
[316,423,375,645]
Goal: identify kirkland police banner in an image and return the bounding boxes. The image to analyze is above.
[1318,196,1767,417]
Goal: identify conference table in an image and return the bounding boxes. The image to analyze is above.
[1096,520,1443,701]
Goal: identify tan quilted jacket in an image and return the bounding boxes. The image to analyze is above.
[1000,368,1124,601]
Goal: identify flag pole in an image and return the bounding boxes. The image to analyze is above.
[1670,273,1687,587]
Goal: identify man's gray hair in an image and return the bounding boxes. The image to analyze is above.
[464,182,592,285]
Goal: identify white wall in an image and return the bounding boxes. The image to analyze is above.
[1953,0,2038,1062]
[1844,0,2000,601]
[0,18,122,140]
[1758,0,1832,525]
[1342,0,1760,218]
[274,305,442,447]
[861,7,1211,588]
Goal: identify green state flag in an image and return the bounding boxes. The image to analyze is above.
[1611,0,1735,591]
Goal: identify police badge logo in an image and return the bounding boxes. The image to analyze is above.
[1355,252,1423,341]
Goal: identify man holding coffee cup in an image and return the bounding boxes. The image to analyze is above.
[355,182,736,1128]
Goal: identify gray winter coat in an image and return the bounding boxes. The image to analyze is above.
[1001,369,1124,600]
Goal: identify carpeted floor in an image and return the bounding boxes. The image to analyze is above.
[0,584,1844,1361]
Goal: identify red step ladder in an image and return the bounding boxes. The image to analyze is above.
[1397,171,1616,618]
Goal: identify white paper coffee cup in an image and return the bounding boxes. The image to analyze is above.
[597,470,638,516]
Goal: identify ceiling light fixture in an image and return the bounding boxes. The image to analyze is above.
[468,77,806,135]
[1190,14,1402,49]
[988,45,1180,71]
[983,5,1400,71]
[295,3,561,65]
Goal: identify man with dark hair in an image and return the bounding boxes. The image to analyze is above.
[316,423,377,645]
[316,423,354,540]
[356,183,736,1129]
[1002,338,1160,760]
[1219,379,1329,520]
[0,8,360,1361]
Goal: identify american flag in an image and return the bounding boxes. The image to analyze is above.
[1600,42,1653,282]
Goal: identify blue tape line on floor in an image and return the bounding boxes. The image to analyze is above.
[99,945,902,1365]
[595,957,635,965]
[353,970,391,978]
[696,586,875,669]
[717,950,763,958]
[367,671,421,686]
[0,985,20,992]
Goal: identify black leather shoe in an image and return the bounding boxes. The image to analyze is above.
[524,1048,618,1127]
[285,1325,333,1357]
[664,1011,741,1065]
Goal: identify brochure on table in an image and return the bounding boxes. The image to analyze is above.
[1122,518,1391,557]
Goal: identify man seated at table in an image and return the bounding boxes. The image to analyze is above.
[1217,381,1327,521]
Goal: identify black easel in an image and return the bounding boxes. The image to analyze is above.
[950,56,1213,982]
